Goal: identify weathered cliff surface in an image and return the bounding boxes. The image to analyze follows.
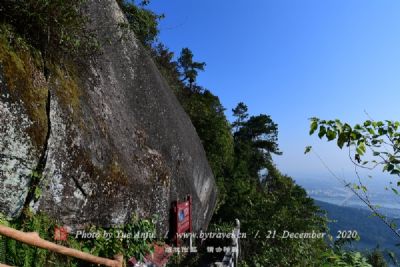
[0,0,216,234]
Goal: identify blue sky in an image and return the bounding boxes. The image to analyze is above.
[148,0,400,189]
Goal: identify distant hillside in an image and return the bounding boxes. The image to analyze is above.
[315,200,400,258]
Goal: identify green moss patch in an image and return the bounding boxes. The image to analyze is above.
[0,24,84,150]
[0,24,48,150]
[49,63,82,119]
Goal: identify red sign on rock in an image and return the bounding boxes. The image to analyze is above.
[173,195,192,245]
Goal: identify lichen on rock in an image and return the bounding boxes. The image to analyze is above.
[0,82,37,217]
[0,32,48,218]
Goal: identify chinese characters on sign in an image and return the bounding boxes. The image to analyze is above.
[164,246,238,254]
[173,195,192,245]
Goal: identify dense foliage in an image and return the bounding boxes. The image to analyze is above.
[0,0,96,59]
[0,212,155,267]
[116,0,163,47]
[214,110,330,266]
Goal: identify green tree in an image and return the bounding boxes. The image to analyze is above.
[233,113,282,181]
[211,105,331,266]
[177,47,206,90]
[240,115,281,154]
[232,102,249,132]
[151,43,182,94]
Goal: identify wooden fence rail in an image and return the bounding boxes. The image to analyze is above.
[0,225,123,267]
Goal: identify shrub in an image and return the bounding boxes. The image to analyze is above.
[0,0,96,59]
[117,0,164,47]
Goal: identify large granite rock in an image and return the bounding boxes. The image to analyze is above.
[0,0,217,235]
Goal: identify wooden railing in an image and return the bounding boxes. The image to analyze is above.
[0,225,123,267]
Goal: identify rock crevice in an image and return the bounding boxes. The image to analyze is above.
[23,86,52,211]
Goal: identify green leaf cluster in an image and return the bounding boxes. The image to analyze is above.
[321,250,372,267]
[308,118,400,176]
[117,0,164,47]
[0,0,97,59]
[81,217,155,261]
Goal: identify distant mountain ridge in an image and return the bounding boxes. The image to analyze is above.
[315,200,400,259]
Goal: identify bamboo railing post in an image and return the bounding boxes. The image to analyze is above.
[0,225,123,267]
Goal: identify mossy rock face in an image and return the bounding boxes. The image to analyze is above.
[0,32,47,218]
[0,0,216,235]
[0,72,37,218]
[0,27,85,218]
[0,29,48,149]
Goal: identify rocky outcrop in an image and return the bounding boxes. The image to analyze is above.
[0,0,217,235]
[0,44,49,218]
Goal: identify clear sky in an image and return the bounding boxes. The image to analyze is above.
[147,0,400,189]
